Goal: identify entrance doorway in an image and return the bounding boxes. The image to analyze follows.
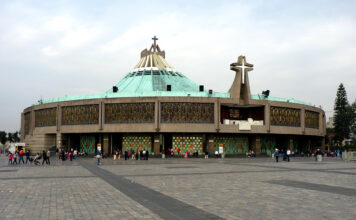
[163,133,172,153]
[112,134,123,152]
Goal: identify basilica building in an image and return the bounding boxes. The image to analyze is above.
[21,36,326,156]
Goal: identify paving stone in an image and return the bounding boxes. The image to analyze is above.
[1,155,355,219]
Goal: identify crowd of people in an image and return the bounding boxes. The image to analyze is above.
[58,148,84,161]
[111,149,150,161]
[273,148,339,162]
[3,146,348,166]
[7,149,51,165]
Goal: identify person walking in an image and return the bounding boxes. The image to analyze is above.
[73,149,78,160]
[275,149,279,163]
[96,151,101,165]
[286,149,291,162]
[61,150,65,161]
[25,150,30,164]
[8,153,13,165]
[42,150,47,165]
[13,151,18,164]
[205,150,209,159]
[315,148,323,162]
[145,149,149,160]
[46,149,51,165]
[19,149,25,164]
[214,150,219,159]
[143,149,146,160]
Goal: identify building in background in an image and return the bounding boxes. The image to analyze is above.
[326,117,334,128]
[21,37,326,156]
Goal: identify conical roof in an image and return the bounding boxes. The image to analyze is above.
[104,36,230,98]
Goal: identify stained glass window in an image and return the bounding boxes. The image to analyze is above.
[24,112,31,135]
[213,136,248,154]
[172,136,203,154]
[305,110,319,129]
[161,102,214,123]
[122,135,152,152]
[105,103,154,123]
[270,106,301,127]
[35,108,57,127]
[62,105,99,125]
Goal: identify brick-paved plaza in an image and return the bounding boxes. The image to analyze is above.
[0,155,355,220]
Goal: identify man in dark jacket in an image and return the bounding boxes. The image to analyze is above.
[42,150,47,165]
[275,149,279,163]
[25,150,30,164]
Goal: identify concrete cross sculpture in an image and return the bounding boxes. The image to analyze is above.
[228,55,254,104]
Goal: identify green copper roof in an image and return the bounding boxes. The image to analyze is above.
[251,94,312,106]
[104,69,230,98]
[38,69,230,105]
[36,38,312,107]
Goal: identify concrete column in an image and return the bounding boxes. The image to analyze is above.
[320,112,325,136]
[57,104,61,132]
[155,100,160,132]
[301,108,306,134]
[103,134,109,155]
[215,99,220,132]
[20,113,25,141]
[153,134,160,155]
[265,104,270,132]
[253,136,261,155]
[56,133,63,151]
[99,102,103,130]
[30,108,35,135]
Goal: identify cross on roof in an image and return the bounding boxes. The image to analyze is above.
[152,35,158,51]
[230,56,254,85]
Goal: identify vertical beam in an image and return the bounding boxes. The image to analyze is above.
[56,132,62,151]
[265,103,270,132]
[103,134,109,155]
[155,100,160,131]
[99,102,103,130]
[20,113,25,141]
[301,108,306,134]
[30,108,35,136]
[57,104,61,132]
[215,99,220,132]
[320,112,325,135]
[254,136,261,155]
[153,134,160,155]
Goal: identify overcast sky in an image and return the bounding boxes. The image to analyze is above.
[1,0,356,132]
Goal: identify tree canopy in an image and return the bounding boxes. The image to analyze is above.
[0,131,21,145]
[333,83,355,143]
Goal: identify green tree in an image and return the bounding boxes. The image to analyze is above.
[7,132,14,143]
[13,131,20,142]
[0,131,7,145]
[333,84,353,143]
[351,101,356,141]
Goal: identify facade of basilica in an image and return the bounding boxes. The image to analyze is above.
[21,37,326,156]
